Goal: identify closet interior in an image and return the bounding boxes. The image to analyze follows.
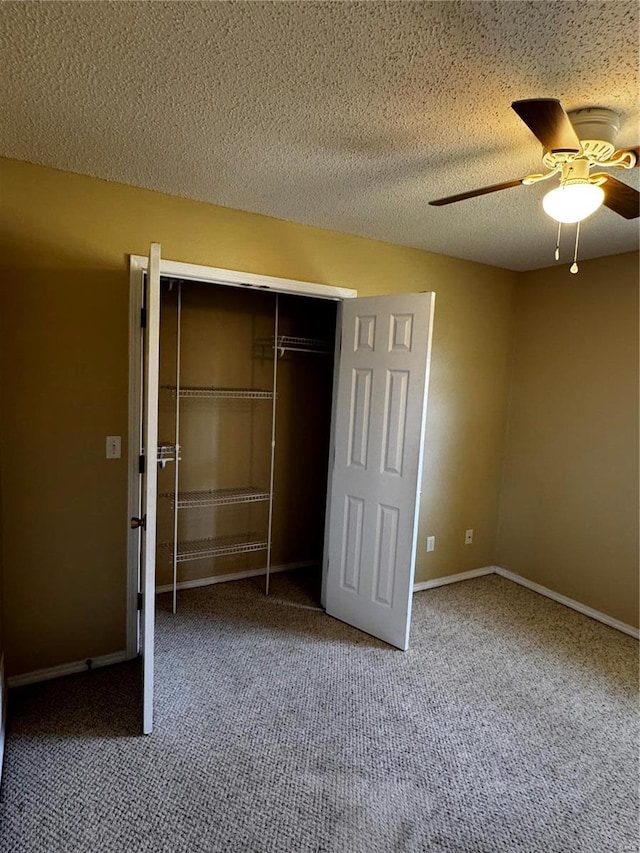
[155,277,337,610]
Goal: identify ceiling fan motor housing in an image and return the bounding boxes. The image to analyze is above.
[542,107,621,168]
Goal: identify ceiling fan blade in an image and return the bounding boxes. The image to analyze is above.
[429,178,524,206]
[601,175,640,219]
[512,98,582,153]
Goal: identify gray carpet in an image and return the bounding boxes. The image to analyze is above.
[1,573,638,853]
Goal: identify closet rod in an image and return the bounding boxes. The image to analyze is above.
[172,282,182,614]
[265,294,279,595]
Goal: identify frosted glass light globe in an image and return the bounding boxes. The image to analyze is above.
[542,182,605,224]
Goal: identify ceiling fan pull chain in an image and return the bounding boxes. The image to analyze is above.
[570,221,580,274]
[555,222,562,261]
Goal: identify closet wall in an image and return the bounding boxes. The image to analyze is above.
[156,280,336,594]
[1,157,518,676]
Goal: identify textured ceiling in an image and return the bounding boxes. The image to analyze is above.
[1,1,638,271]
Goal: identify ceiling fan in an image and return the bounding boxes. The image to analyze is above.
[429,98,639,271]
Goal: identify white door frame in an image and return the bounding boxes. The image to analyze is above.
[126,255,356,658]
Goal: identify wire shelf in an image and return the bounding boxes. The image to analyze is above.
[278,335,332,352]
[159,486,270,509]
[255,335,332,355]
[161,385,273,400]
[161,534,269,563]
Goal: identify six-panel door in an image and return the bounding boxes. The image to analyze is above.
[325,292,435,650]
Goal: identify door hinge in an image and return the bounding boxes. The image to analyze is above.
[140,307,147,328]
[138,454,145,474]
[137,592,143,611]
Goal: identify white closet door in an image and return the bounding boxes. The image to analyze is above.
[325,292,435,650]
[139,242,161,734]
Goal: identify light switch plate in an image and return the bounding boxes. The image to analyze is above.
[106,436,121,459]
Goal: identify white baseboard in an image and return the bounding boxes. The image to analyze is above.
[414,565,638,640]
[8,563,636,691]
[493,566,640,640]
[156,560,317,594]
[413,566,495,592]
[0,654,6,785]
[6,650,129,690]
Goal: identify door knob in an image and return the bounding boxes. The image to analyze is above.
[130,516,146,530]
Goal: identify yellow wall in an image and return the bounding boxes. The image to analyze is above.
[1,157,636,675]
[0,157,517,675]
[497,252,639,627]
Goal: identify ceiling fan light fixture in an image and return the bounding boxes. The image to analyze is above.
[542,181,605,224]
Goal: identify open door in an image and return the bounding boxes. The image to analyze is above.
[325,292,435,650]
[135,243,161,734]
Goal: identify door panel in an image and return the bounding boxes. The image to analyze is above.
[325,292,435,650]
[140,243,161,734]
[341,495,365,592]
[347,368,372,467]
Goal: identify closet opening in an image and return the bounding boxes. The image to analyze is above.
[131,248,434,732]
[155,276,338,612]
